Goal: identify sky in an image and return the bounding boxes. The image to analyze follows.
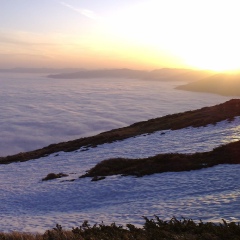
[1,0,240,71]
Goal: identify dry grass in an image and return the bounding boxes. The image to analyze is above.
[1,217,240,240]
[0,231,42,240]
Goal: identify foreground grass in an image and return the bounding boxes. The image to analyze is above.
[1,217,240,240]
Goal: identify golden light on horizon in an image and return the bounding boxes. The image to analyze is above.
[103,0,240,72]
[1,0,240,71]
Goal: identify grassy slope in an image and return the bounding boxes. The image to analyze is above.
[81,140,240,179]
[1,99,240,164]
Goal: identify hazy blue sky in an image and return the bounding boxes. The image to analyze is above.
[1,0,240,71]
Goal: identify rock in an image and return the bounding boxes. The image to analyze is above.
[91,176,106,182]
[42,172,68,181]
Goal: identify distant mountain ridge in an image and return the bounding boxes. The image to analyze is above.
[0,67,216,82]
[0,67,85,73]
[48,68,149,79]
[47,68,214,82]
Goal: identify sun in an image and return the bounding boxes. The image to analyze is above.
[158,0,240,72]
[103,0,240,72]
[177,37,240,72]
[183,52,240,73]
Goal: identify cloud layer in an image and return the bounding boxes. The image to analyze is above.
[61,2,98,20]
[0,73,231,157]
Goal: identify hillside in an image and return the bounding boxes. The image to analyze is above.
[1,99,240,232]
[81,140,240,180]
[1,99,240,165]
[176,73,240,96]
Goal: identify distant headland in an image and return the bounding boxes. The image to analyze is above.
[176,73,240,96]
[46,68,240,97]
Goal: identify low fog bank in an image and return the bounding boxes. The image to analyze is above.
[0,73,231,157]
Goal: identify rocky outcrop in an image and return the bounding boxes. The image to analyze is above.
[42,172,68,181]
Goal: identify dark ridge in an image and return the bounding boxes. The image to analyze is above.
[42,172,68,181]
[80,140,240,179]
[47,68,149,79]
[0,99,240,164]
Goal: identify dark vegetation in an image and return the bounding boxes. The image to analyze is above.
[80,140,240,179]
[1,217,240,240]
[0,99,240,164]
[42,173,68,181]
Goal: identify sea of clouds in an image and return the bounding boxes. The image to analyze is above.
[1,72,240,232]
[0,72,232,157]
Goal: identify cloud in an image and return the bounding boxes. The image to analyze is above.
[61,2,97,20]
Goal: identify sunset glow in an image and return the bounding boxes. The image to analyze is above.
[1,0,240,71]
